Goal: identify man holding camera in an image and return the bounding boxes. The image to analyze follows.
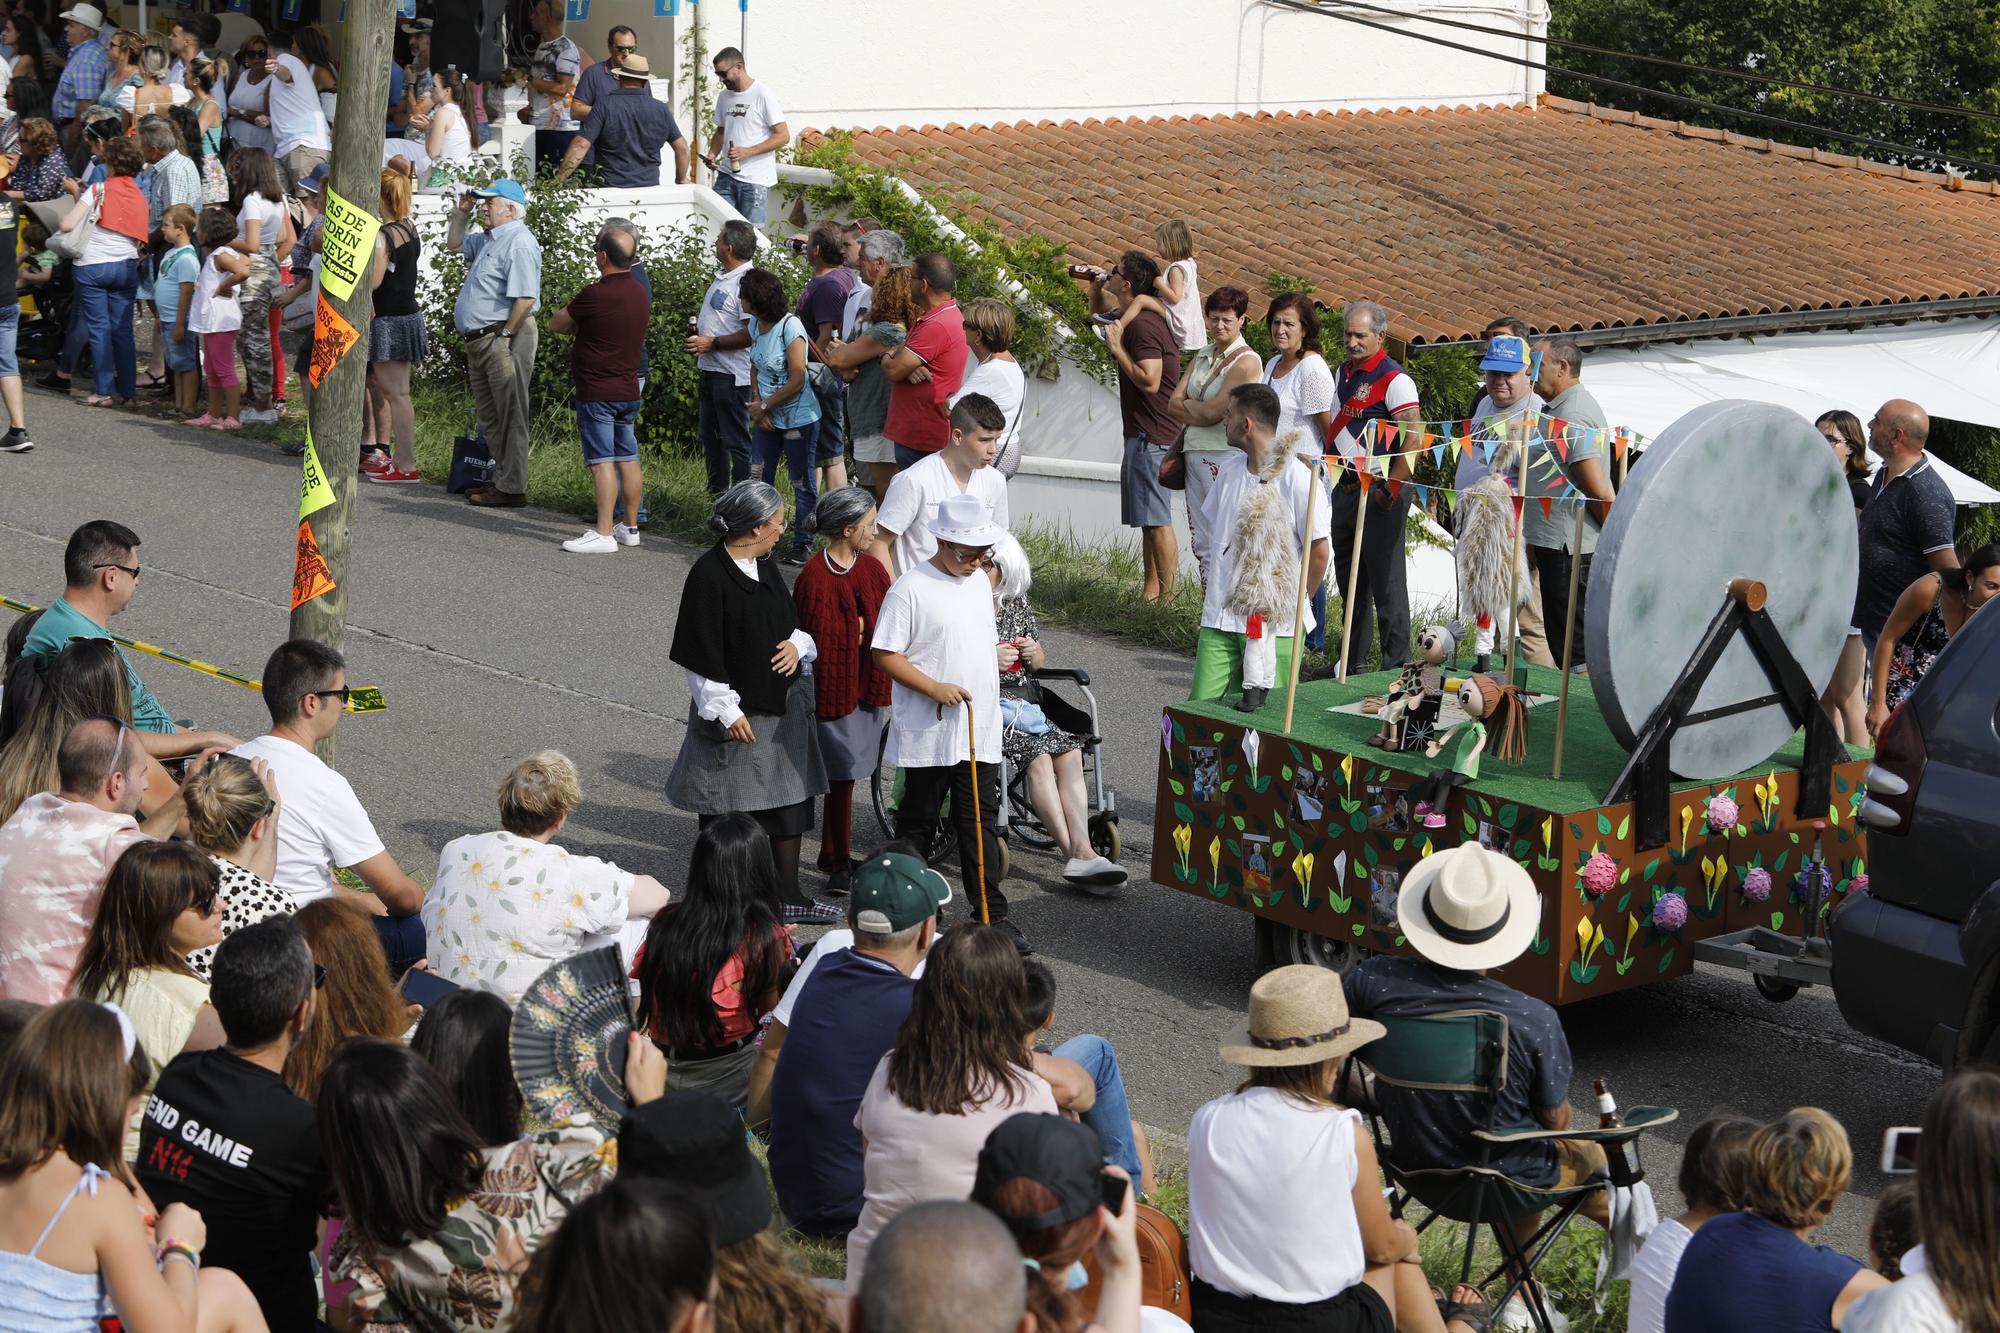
[449,179,542,510]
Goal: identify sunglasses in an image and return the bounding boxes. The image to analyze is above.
[941,541,994,561]
[613,43,636,52]
[82,712,131,770]
[313,962,327,989]
[194,888,219,916]
[92,561,140,579]
[306,686,352,707]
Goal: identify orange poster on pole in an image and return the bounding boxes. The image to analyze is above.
[292,520,336,609]
[307,294,360,389]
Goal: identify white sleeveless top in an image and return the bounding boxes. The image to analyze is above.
[1163,257,1204,352]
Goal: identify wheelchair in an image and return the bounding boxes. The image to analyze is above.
[869,666,1120,871]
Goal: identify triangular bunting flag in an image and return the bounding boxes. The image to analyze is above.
[291,521,336,610]
[1510,495,1525,521]
[1539,497,1553,518]
[1388,478,1403,500]
[1358,470,1373,494]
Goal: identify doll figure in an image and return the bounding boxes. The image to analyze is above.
[1369,622,1456,751]
[1408,673,1529,830]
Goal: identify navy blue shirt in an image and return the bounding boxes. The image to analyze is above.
[573,85,683,188]
[1853,456,1956,639]
[1344,955,1572,1185]
[1665,1212,1862,1333]
[767,947,916,1236]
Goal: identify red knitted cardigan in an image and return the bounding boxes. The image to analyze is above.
[792,551,894,719]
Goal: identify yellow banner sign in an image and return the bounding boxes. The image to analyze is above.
[299,427,336,520]
[319,186,382,302]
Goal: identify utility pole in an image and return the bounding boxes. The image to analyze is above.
[286,0,394,764]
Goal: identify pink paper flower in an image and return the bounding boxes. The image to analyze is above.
[1850,874,1869,894]
[1581,852,1618,899]
[1653,892,1689,933]
[1706,796,1739,832]
[1742,867,1773,902]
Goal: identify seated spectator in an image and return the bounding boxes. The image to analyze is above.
[1863,1179,1919,1283]
[1868,543,2000,737]
[138,916,331,1333]
[1190,964,1475,1333]
[231,639,425,970]
[0,998,268,1330]
[846,923,1059,1285]
[514,1177,716,1333]
[753,850,947,1237]
[857,1200,1033,1333]
[10,116,66,202]
[986,533,1126,889]
[621,1089,837,1331]
[180,753,292,979]
[425,751,669,1005]
[21,516,240,748]
[285,897,414,1099]
[71,841,227,1120]
[1665,1108,1887,1331]
[0,637,184,826]
[1344,842,1603,1325]
[411,988,524,1148]
[633,812,793,1111]
[0,717,161,1003]
[971,1112,1142,1333]
[321,1034,664,1332]
[1626,1116,1758,1333]
[1847,1067,2000,1333]
[1020,958,1152,1192]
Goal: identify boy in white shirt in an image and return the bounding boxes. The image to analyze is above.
[231,639,427,971]
[873,394,1011,577]
[871,494,1026,954]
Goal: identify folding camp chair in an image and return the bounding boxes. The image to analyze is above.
[1356,1010,1676,1333]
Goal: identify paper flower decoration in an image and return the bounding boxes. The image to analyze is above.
[1581,852,1618,899]
[1741,866,1773,902]
[1850,874,1869,894]
[1706,796,1738,832]
[1653,892,1689,933]
[1160,714,1173,755]
[1241,729,1262,778]
[1795,863,1833,904]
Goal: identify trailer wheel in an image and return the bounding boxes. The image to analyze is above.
[1254,918,1363,975]
[1754,974,1801,1003]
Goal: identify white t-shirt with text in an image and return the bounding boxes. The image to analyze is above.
[230,734,386,908]
[1198,452,1331,636]
[876,452,1010,576]
[714,80,785,187]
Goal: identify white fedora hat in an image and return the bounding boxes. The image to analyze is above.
[1219,964,1385,1067]
[59,3,105,27]
[925,492,1004,547]
[1397,842,1541,971]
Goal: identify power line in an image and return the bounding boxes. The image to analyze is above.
[1283,0,2000,127]
[1262,0,2000,177]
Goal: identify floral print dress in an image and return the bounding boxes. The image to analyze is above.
[1884,599,1950,711]
[331,1120,615,1332]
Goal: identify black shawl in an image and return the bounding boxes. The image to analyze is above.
[669,544,801,718]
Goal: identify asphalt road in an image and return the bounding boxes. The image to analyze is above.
[0,392,1940,1257]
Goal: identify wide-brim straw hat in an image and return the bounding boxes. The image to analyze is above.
[1218,964,1385,1067]
[1398,842,1541,972]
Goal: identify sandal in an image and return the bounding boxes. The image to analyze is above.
[137,371,167,389]
[1438,1285,1493,1333]
[84,394,115,406]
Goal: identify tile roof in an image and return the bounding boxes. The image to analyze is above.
[826,97,2000,345]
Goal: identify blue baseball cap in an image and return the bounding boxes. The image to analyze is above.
[1479,333,1530,374]
[296,163,329,196]
[471,178,529,207]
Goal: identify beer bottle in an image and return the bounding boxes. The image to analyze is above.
[1594,1076,1622,1128]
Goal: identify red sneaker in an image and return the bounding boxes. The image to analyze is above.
[368,467,421,484]
[360,449,391,475]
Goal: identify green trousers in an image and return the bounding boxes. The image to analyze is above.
[1189,627,1299,702]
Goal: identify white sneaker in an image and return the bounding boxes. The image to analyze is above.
[1062,856,1129,892]
[239,406,281,424]
[1495,1294,1568,1332]
[562,529,618,554]
[612,523,642,547]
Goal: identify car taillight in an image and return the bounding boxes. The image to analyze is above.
[1860,702,1926,835]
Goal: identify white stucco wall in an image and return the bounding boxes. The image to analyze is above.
[566,0,1547,136]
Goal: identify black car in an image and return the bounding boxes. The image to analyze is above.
[1831,599,2000,1071]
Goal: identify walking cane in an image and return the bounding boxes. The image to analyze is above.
[966,703,992,925]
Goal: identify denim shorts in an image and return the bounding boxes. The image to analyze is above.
[0,303,17,380]
[163,327,199,374]
[577,398,640,464]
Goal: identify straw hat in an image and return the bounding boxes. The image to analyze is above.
[1218,964,1385,1067]
[1397,842,1540,971]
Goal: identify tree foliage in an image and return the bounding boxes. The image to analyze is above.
[1549,0,2000,175]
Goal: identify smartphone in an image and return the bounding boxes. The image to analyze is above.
[399,966,461,1008]
[1099,1172,1129,1215]
[1880,1126,1920,1174]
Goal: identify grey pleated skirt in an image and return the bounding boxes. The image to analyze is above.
[817,704,885,783]
[666,676,829,819]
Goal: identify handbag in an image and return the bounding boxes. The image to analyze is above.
[1158,445,1186,490]
[447,411,496,494]
[1076,1202,1194,1322]
[999,694,1051,736]
[50,184,101,262]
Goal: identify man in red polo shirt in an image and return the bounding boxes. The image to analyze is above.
[881,252,967,471]
[549,224,651,553]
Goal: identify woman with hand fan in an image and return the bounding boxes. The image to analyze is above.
[319,1033,667,1332]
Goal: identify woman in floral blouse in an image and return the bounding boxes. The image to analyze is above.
[320,1034,667,1332]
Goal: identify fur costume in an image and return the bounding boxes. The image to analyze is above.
[1454,438,1533,669]
[1225,429,1308,692]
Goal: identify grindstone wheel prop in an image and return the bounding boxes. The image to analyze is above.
[1585,400,1858,780]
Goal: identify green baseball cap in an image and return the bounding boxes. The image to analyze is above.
[851,853,952,934]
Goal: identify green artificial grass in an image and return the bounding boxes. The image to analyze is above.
[1175,664,1870,815]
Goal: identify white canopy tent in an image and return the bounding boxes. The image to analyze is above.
[1585,316,2000,505]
